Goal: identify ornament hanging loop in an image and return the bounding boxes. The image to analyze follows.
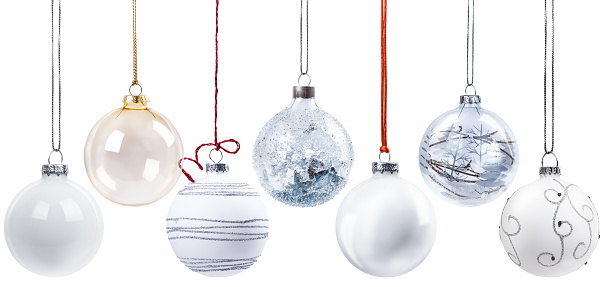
[378,152,391,163]
[298,73,312,86]
[48,149,63,165]
[464,84,477,96]
[209,148,224,164]
[129,83,143,96]
[541,152,559,167]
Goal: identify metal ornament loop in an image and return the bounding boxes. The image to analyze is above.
[464,84,477,95]
[209,148,224,164]
[541,152,559,167]
[129,84,143,96]
[298,73,312,86]
[48,149,63,164]
[378,152,391,163]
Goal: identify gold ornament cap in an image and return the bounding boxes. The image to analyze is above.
[123,95,149,109]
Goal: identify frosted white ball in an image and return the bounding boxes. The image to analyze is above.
[84,98,183,206]
[500,169,599,277]
[5,168,104,277]
[167,164,269,277]
[336,164,437,277]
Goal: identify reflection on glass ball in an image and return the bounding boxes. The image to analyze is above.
[253,87,354,207]
[167,164,269,277]
[5,165,104,277]
[500,167,599,277]
[419,95,518,206]
[336,162,437,277]
[84,96,183,206]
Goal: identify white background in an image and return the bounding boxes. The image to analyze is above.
[1,0,602,286]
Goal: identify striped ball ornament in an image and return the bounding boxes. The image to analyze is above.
[167,163,269,277]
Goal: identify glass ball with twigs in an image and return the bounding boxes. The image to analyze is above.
[419,95,518,206]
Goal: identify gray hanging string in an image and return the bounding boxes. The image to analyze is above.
[544,0,555,159]
[465,0,476,95]
[51,0,62,159]
[298,0,310,86]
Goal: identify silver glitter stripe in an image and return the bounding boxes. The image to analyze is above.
[178,256,259,263]
[168,225,268,230]
[167,217,268,224]
[185,183,251,188]
[181,186,254,191]
[168,234,268,241]
[179,191,259,197]
[187,262,254,270]
[189,264,253,273]
[166,228,269,237]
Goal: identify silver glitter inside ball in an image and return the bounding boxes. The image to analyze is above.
[252,87,354,207]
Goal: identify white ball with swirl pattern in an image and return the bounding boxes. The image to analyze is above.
[499,168,599,277]
[166,164,269,277]
[419,95,519,206]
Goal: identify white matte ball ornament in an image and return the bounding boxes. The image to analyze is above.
[500,167,599,277]
[5,165,104,277]
[167,163,269,277]
[84,96,183,206]
[336,162,437,277]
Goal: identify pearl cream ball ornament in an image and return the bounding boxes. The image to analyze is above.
[336,162,437,277]
[167,163,269,277]
[84,95,183,206]
[5,164,104,277]
[500,166,599,277]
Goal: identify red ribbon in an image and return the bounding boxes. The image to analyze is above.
[179,0,241,183]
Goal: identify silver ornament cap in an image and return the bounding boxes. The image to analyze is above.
[42,164,69,176]
[460,95,481,104]
[206,163,229,173]
[293,86,315,99]
[372,162,399,174]
[539,166,561,176]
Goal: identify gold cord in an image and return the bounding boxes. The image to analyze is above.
[131,0,140,89]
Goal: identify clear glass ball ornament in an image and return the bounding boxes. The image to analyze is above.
[419,95,519,206]
[5,164,104,277]
[500,166,599,277]
[84,96,183,206]
[167,163,269,277]
[253,86,354,207]
[336,162,437,277]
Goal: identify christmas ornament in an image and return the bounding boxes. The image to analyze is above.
[336,162,437,277]
[166,1,268,277]
[500,166,599,277]
[252,0,354,207]
[84,0,183,206]
[336,1,436,277]
[499,1,599,277]
[5,1,104,276]
[419,0,518,207]
[167,163,269,277]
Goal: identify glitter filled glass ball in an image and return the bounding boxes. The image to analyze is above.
[5,165,104,277]
[336,162,437,277]
[253,86,354,207]
[500,167,599,277]
[167,163,269,277]
[419,95,518,206]
[84,96,183,206]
